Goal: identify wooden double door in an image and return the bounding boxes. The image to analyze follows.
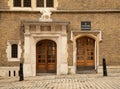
[36,40,56,73]
[76,37,95,71]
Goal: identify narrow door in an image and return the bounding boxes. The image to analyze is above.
[76,37,95,71]
[36,40,56,73]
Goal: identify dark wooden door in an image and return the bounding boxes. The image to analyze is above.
[76,37,95,71]
[36,40,56,73]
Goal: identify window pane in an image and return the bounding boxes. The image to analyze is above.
[11,44,18,58]
[24,0,31,7]
[46,0,54,7]
[14,0,21,7]
[37,0,44,7]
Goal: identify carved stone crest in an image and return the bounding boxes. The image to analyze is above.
[39,8,52,22]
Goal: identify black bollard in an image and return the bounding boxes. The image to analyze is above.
[19,63,24,81]
[103,58,107,76]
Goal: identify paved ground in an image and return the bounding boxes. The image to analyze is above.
[0,73,120,89]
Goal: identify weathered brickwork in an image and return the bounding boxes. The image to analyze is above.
[0,11,120,67]
[0,0,9,9]
[52,12,120,66]
[57,0,120,10]
[0,0,120,10]
[0,12,40,67]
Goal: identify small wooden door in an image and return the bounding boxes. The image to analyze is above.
[76,37,95,71]
[36,40,56,73]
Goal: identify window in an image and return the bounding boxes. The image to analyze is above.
[6,40,22,61]
[81,21,91,30]
[24,0,31,7]
[12,0,57,9]
[11,44,18,58]
[13,0,31,7]
[14,0,21,7]
[37,0,44,7]
[37,0,54,7]
[46,0,54,7]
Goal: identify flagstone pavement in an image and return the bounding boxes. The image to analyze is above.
[0,73,120,89]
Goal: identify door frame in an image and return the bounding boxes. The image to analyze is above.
[72,33,101,73]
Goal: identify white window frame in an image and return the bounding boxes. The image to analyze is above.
[13,0,32,7]
[9,0,58,11]
[36,0,53,8]
[10,0,32,11]
[35,0,57,11]
[6,40,22,61]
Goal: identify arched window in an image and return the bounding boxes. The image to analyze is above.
[11,44,18,58]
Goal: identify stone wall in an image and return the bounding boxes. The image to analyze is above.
[0,67,19,77]
[0,11,120,67]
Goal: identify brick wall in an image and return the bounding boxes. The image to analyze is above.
[0,0,120,10]
[52,12,120,66]
[57,0,120,10]
[0,12,120,66]
[0,0,9,9]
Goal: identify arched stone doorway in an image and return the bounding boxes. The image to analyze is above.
[36,40,57,73]
[76,37,95,72]
[23,20,69,76]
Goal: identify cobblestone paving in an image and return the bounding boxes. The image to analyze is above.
[0,74,120,89]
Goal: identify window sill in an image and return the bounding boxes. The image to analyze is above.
[35,7,56,11]
[10,7,56,11]
[8,58,20,62]
[10,7,32,11]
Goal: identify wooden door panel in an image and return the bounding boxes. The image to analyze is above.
[37,65,46,69]
[77,63,84,66]
[86,62,94,66]
[47,64,56,70]
[37,65,46,73]
[76,37,95,71]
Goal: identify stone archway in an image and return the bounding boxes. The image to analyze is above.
[23,21,69,77]
[70,30,102,74]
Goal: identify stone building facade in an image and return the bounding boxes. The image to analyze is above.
[0,0,120,77]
